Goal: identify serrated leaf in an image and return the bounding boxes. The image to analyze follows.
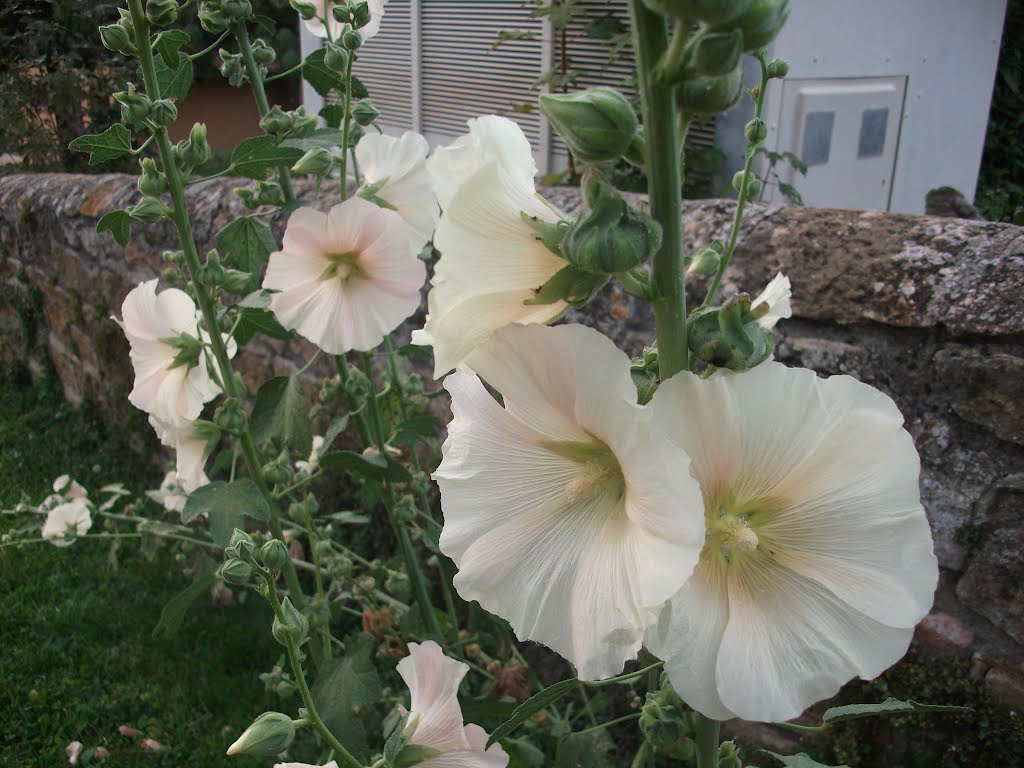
[229,135,305,180]
[764,752,850,768]
[152,54,193,102]
[97,210,133,246]
[486,678,580,747]
[311,632,381,763]
[250,376,313,456]
[152,561,218,637]
[69,124,134,165]
[154,29,190,66]
[281,128,345,151]
[818,698,971,727]
[181,479,270,547]
[216,215,276,289]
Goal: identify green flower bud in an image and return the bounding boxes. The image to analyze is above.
[332,4,352,23]
[691,29,743,77]
[394,494,417,524]
[221,557,253,585]
[260,539,289,571]
[178,123,211,168]
[676,65,743,114]
[221,0,253,22]
[342,27,362,50]
[116,8,137,39]
[323,40,349,71]
[290,0,318,20]
[226,712,296,757]
[219,50,245,86]
[146,0,179,27]
[263,456,293,487]
[149,98,179,127]
[198,251,226,287]
[641,0,753,24]
[718,741,743,768]
[354,574,376,594]
[744,175,762,200]
[290,111,319,138]
[563,178,661,274]
[222,269,254,294]
[688,293,774,370]
[114,84,152,124]
[766,56,789,78]
[251,38,276,66]
[687,247,721,276]
[291,147,334,176]
[385,570,411,600]
[539,87,638,163]
[351,0,372,28]
[138,158,168,196]
[198,1,229,32]
[254,181,284,206]
[260,105,292,137]
[234,187,258,209]
[352,98,380,126]
[723,0,789,52]
[99,24,136,55]
[214,397,248,434]
[272,597,309,646]
[344,365,371,404]
[744,117,767,144]
[162,267,181,285]
[639,694,689,749]
[130,196,171,223]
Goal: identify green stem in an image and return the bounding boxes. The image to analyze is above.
[265,60,306,82]
[305,517,333,660]
[338,52,355,201]
[262,573,363,768]
[629,1,688,380]
[233,20,296,203]
[700,53,770,311]
[187,29,229,61]
[334,355,373,446]
[694,713,720,768]
[659,19,690,81]
[126,0,305,608]
[574,712,640,738]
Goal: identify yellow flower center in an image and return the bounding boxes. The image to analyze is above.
[705,498,779,563]
[543,437,625,504]
[321,251,362,282]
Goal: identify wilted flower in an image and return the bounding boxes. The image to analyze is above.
[294,435,325,474]
[355,131,439,247]
[396,640,508,766]
[302,0,386,42]
[262,199,426,354]
[646,362,938,723]
[413,116,569,378]
[42,499,92,546]
[435,324,705,679]
[751,272,791,329]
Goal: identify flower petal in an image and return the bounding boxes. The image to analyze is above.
[398,641,472,753]
[752,273,791,329]
[356,131,438,245]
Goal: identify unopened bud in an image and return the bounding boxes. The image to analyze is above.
[226,712,295,756]
[351,1,372,28]
[214,397,247,434]
[146,0,179,27]
[290,110,319,138]
[178,123,211,167]
[726,0,790,52]
[130,196,171,223]
[691,29,743,77]
[342,27,363,50]
[352,98,379,126]
[150,99,178,127]
[766,56,789,78]
[744,117,768,144]
[291,147,334,176]
[290,0,318,20]
[198,251,226,286]
[564,178,661,274]
[344,366,371,403]
[688,293,774,370]
[222,269,254,294]
[114,83,152,124]
[272,597,309,646]
[221,0,253,22]
[219,50,245,86]
[718,741,743,768]
[539,87,638,163]
[198,2,229,32]
[385,570,411,599]
[260,539,289,571]
[138,158,168,196]
[260,105,293,137]
[251,38,276,65]
[687,247,721,276]
[676,65,743,114]
[162,267,181,284]
[641,0,753,25]
[100,24,135,55]
[221,557,253,585]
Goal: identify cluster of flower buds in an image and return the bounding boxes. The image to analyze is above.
[687,292,774,370]
[639,673,697,758]
[235,180,285,209]
[260,105,319,140]
[198,0,253,33]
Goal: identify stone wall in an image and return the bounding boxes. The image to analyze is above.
[2,172,1023,707]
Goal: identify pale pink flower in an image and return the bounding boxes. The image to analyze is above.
[93,747,111,761]
[140,738,166,753]
[117,725,142,738]
[397,641,508,766]
[302,0,386,41]
[263,198,426,354]
[42,500,92,547]
[66,741,83,765]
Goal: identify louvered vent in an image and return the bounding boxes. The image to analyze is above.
[353,0,415,130]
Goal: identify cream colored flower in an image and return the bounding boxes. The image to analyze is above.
[42,498,92,546]
[263,199,425,354]
[751,272,791,329]
[149,416,211,494]
[52,475,87,500]
[295,435,325,474]
[303,0,386,41]
[147,470,189,513]
[355,131,439,247]
[435,324,705,680]
[397,641,508,767]
[646,362,938,723]
[413,116,568,378]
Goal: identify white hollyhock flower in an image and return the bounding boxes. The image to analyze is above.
[150,416,211,494]
[355,131,439,247]
[397,641,508,767]
[147,470,189,513]
[436,324,705,680]
[42,499,92,546]
[66,741,84,765]
[303,0,386,42]
[751,272,791,329]
[646,362,939,723]
[263,198,425,354]
[118,279,224,427]
[52,474,87,499]
[413,116,569,378]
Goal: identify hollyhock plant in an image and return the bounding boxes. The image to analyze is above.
[42,498,92,546]
[355,131,439,248]
[435,323,705,680]
[413,116,569,378]
[263,198,426,354]
[302,0,387,42]
[395,641,508,767]
[645,362,939,723]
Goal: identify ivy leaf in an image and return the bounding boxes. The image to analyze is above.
[764,752,850,768]
[486,678,580,747]
[181,479,270,547]
[69,124,134,165]
[233,307,293,345]
[310,632,381,763]
[96,210,133,247]
[249,376,313,456]
[216,215,276,288]
[152,54,194,102]
[154,29,190,66]
[229,135,305,180]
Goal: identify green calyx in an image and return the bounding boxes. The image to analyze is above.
[524,265,608,309]
[687,293,774,370]
[539,86,639,163]
[676,64,744,114]
[714,0,789,52]
[564,178,662,274]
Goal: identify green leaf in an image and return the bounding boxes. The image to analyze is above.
[764,752,850,768]
[319,450,399,482]
[818,698,972,727]
[383,711,410,766]
[281,128,345,151]
[97,210,133,246]
[392,745,442,768]
[459,698,518,731]
[152,54,194,102]
[216,215,276,289]
[233,307,293,344]
[181,479,271,547]
[154,29,191,66]
[229,135,305,180]
[69,124,134,165]
[631,368,658,405]
[250,376,313,456]
[391,414,438,445]
[239,289,275,309]
[310,632,381,762]
[777,182,804,205]
[350,74,369,98]
[252,14,276,35]
[320,104,345,128]
[554,730,614,768]
[486,677,580,747]
[303,48,346,96]
[321,413,351,453]
[152,560,218,637]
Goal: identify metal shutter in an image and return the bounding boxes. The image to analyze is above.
[352,0,416,131]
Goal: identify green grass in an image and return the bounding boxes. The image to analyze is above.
[0,368,280,766]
